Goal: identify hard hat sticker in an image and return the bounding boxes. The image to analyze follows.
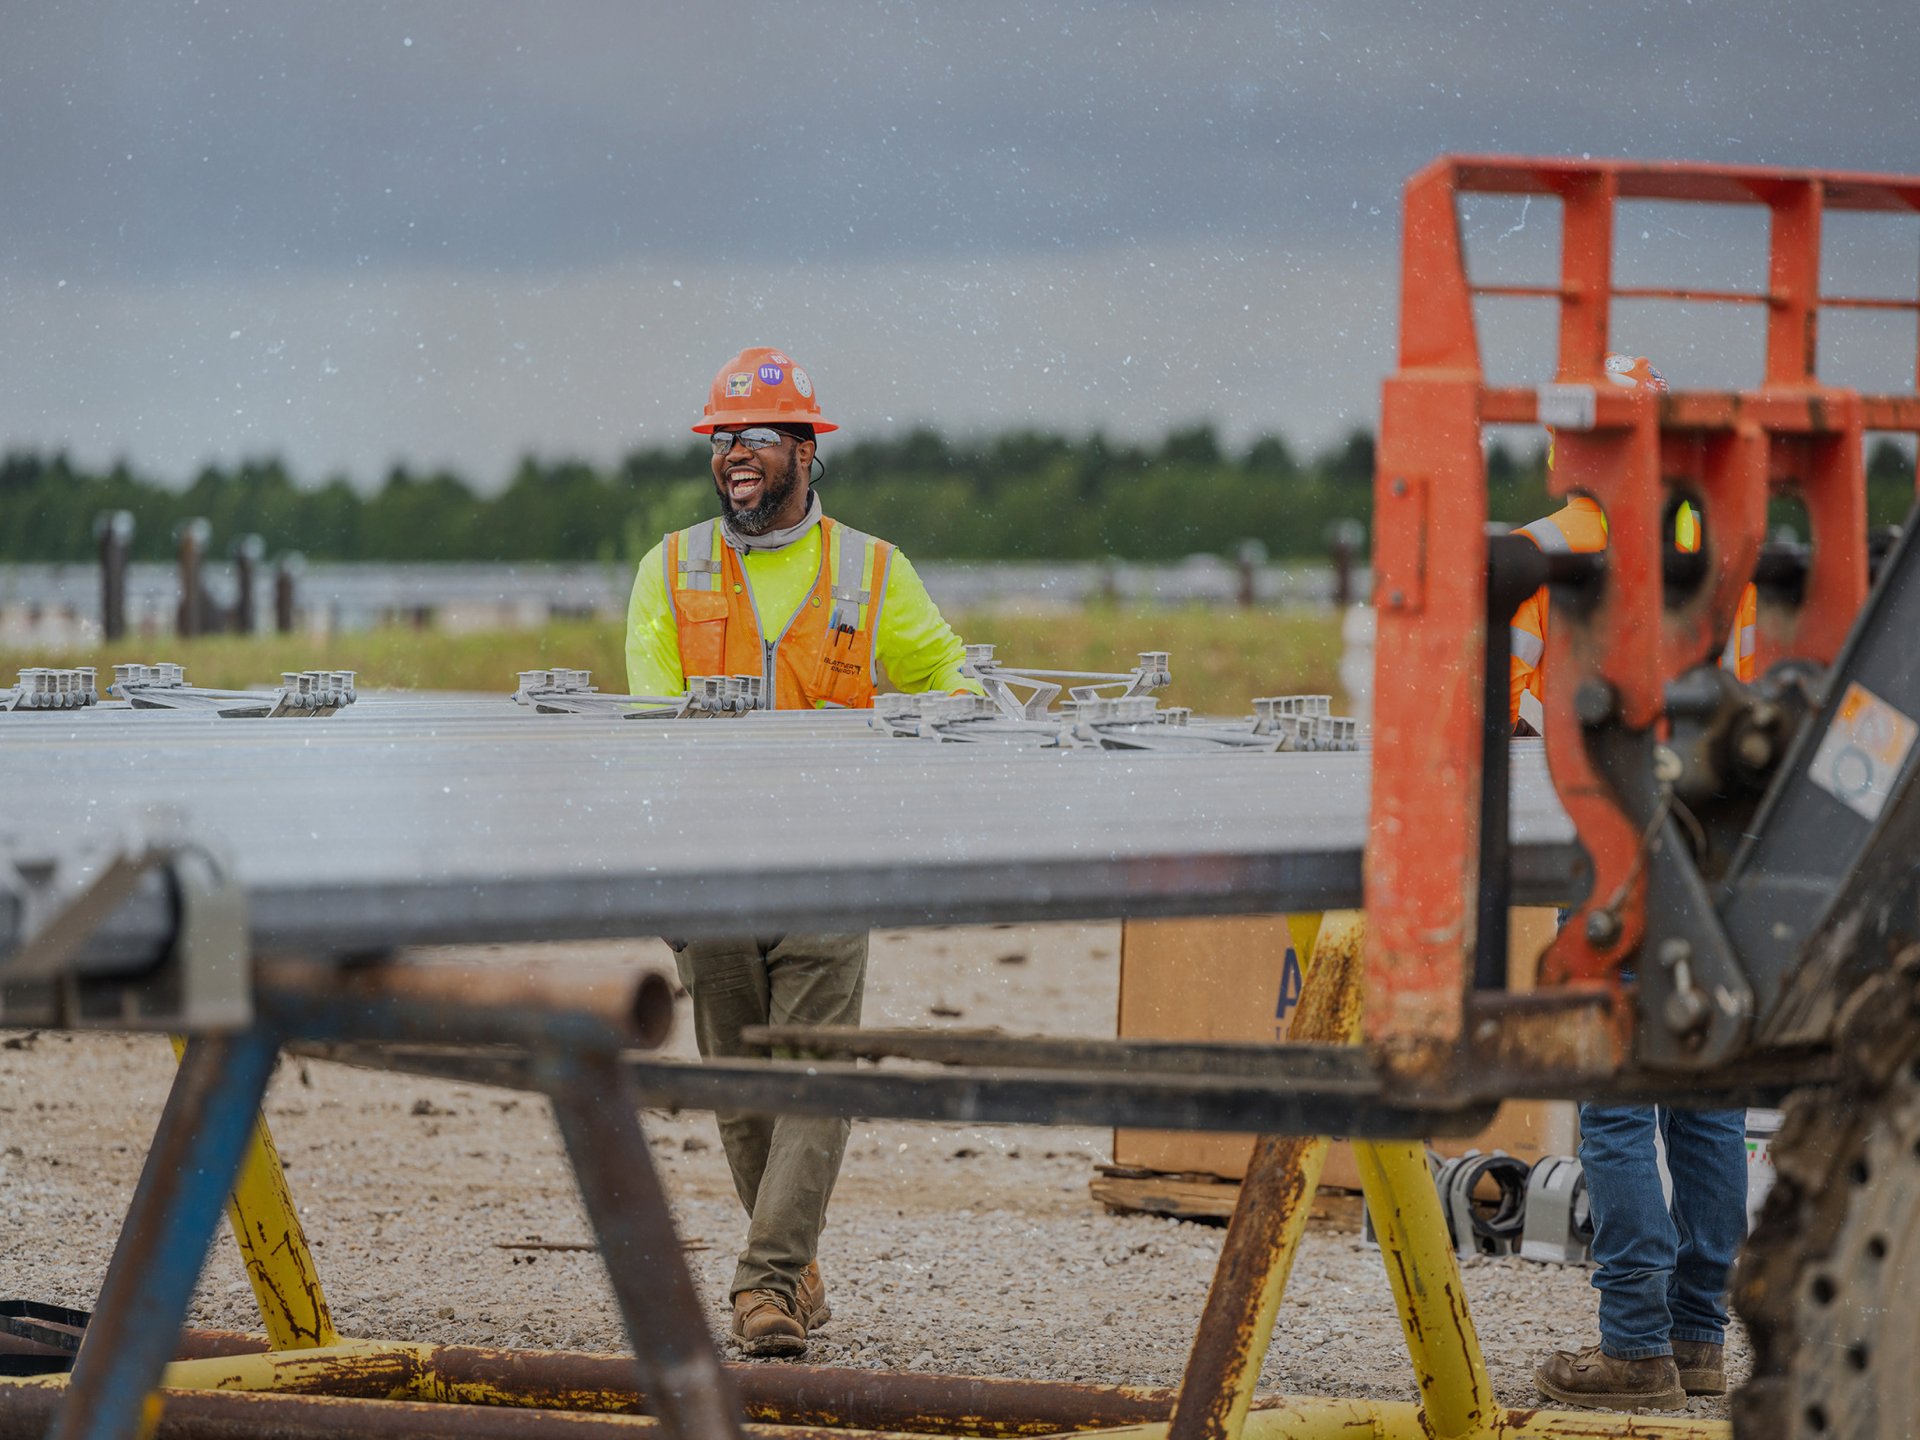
[792,367,813,398]
[769,352,791,366]
[758,364,784,385]
[726,373,752,397]
[1807,681,1918,822]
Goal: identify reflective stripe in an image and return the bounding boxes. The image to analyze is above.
[1518,517,1571,554]
[1720,623,1756,670]
[1674,502,1701,554]
[867,545,894,688]
[1510,626,1545,668]
[828,522,875,632]
[675,519,722,591]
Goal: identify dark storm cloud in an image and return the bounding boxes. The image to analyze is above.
[3,1,1917,484]
[9,1,1913,283]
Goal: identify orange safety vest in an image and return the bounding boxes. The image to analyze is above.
[1509,496,1757,726]
[664,515,893,710]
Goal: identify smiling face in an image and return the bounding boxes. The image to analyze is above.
[711,428,815,534]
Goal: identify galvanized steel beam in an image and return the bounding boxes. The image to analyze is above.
[0,709,1584,967]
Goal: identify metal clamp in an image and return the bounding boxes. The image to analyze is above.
[1,828,249,1032]
[2,668,99,712]
[1518,1154,1593,1264]
[1435,1149,1531,1257]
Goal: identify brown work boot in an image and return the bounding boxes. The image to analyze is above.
[797,1260,831,1329]
[1672,1339,1725,1395]
[730,1288,807,1358]
[1534,1344,1685,1412]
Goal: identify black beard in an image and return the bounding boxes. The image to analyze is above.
[717,452,803,535]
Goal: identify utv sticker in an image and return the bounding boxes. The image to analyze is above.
[758,364,784,385]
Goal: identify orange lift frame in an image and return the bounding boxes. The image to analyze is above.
[1366,156,1920,1081]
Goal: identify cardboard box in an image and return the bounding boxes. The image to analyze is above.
[1113,910,1574,1191]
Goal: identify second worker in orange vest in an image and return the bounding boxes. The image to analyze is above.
[1508,353,1757,733]
[624,347,981,1360]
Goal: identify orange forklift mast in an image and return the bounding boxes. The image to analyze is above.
[1368,156,1920,1090]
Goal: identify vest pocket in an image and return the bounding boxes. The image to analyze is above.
[675,591,729,678]
[807,629,872,708]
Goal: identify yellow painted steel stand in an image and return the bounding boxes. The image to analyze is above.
[1164,917,1731,1440]
[1167,911,1366,1440]
[1350,1139,1491,1438]
[169,1037,338,1350]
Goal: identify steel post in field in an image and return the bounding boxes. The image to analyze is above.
[54,1028,284,1440]
[544,1050,747,1440]
[168,1036,339,1352]
[1167,912,1367,1440]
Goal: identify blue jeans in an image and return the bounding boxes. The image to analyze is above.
[1578,1102,1748,1359]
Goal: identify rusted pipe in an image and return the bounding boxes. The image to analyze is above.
[0,1381,1733,1440]
[254,960,675,1052]
[0,1383,938,1439]
[165,1334,1222,1436]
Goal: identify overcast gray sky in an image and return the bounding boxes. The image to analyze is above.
[5,1,1917,490]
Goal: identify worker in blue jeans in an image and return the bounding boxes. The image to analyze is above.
[1534,1103,1748,1411]
[1522,356,1752,1412]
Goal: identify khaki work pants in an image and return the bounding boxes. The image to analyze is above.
[672,931,867,1302]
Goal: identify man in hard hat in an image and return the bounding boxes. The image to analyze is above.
[1520,355,1751,1413]
[626,346,980,1357]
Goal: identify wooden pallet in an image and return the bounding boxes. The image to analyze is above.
[1090,1165,1365,1230]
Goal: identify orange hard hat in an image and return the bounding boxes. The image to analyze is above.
[1603,353,1667,393]
[1550,352,1667,470]
[691,346,837,434]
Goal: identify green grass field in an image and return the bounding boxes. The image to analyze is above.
[0,605,1344,718]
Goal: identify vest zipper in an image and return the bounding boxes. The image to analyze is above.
[737,522,834,710]
[764,525,834,708]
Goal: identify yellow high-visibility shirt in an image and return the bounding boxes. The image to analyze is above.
[625,521,983,702]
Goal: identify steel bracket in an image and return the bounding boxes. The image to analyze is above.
[1,833,249,1032]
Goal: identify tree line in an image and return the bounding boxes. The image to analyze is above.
[1,428,1912,566]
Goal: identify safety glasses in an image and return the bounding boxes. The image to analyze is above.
[708,427,790,453]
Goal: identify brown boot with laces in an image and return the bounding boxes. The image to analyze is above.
[730,1288,807,1358]
[1672,1339,1725,1395]
[797,1260,831,1329]
[1534,1344,1685,1412]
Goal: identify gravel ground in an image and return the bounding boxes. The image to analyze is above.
[0,922,1742,1419]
